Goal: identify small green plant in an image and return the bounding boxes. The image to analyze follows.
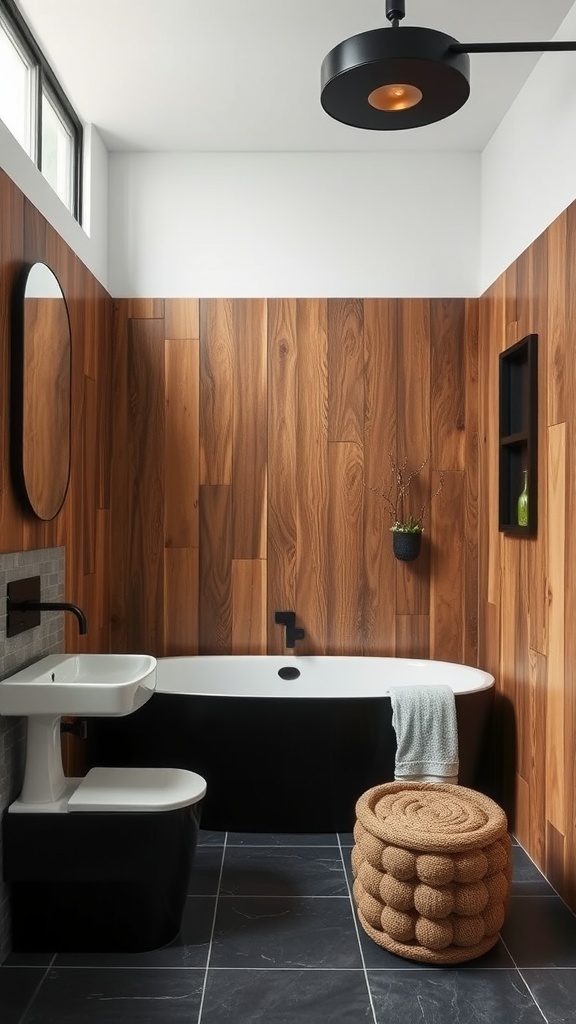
[372,452,444,533]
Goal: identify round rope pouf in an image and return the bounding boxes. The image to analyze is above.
[352,782,512,964]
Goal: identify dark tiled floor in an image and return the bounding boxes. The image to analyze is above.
[2,830,576,1022]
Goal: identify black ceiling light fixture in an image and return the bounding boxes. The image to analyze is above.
[321,0,576,130]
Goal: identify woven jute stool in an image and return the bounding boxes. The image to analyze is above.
[352,782,512,964]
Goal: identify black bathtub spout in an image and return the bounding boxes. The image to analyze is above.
[274,611,305,649]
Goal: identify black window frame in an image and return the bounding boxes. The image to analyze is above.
[0,0,83,222]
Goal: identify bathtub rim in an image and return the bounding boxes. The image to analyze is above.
[154,655,495,699]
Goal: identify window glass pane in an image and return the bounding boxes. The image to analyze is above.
[0,15,33,152]
[41,88,73,210]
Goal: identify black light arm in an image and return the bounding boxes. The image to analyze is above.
[451,41,576,53]
[386,1,405,26]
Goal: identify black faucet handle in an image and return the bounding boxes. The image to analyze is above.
[275,611,296,628]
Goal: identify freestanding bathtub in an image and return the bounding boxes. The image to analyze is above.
[87,656,494,833]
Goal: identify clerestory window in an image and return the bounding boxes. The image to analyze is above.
[0,0,82,221]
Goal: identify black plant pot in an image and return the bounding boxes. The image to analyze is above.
[392,530,422,562]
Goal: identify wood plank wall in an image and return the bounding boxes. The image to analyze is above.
[0,167,113,653]
[111,297,478,666]
[478,198,576,910]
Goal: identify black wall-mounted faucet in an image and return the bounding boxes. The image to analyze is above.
[6,576,88,637]
[275,611,305,649]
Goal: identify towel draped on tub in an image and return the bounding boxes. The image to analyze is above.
[388,684,459,783]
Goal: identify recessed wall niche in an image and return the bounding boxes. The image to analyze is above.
[498,333,538,536]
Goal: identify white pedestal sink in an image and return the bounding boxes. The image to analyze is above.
[0,654,157,806]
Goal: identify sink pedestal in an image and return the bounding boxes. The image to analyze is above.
[21,715,67,805]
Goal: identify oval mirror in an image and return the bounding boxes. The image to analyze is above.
[12,263,72,520]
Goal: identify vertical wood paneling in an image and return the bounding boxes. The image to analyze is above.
[126,318,165,654]
[464,299,479,666]
[295,299,329,653]
[430,471,465,662]
[545,422,565,834]
[267,299,298,652]
[528,647,547,865]
[165,298,199,341]
[395,615,429,658]
[199,485,232,654]
[547,213,566,426]
[164,338,199,548]
[232,299,267,559]
[114,294,479,668]
[327,442,364,654]
[363,300,397,655]
[82,375,97,575]
[164,547,199,656]
[199,298,233,484]
[110,301,130,651]
[0,171,25,552]
[328,298,364,443]
[478,197,576,913]
[396,299,431,615]
[232,559,266,654]
[430,299,466,470]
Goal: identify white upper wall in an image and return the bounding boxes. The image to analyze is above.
[0,121,108,287]
[481,5,576,291]
[3,4,576,298]
[108,151,480,298]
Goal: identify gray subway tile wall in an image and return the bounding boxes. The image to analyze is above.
[0,547,65,962]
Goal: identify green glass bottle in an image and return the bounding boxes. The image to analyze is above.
[517,469,528,527]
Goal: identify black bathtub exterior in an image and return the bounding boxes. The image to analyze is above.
[87,687,494,833]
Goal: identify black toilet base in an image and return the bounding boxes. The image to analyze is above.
[3,804,201,952]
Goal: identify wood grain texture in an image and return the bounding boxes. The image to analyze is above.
[396,299,431,615]
[327,441,364,654]
[126,318,166,654]
[430,299,466,471]
[164,338,199,548]
[395,615,429,658]
[232,559,266,654]
[164,547,199,655]
[430,470,465,663]
[232,299,267,559]
[478,197,576,912]
[199,484,232,654]
[267,299,298,652]
[328,298,364,443]
[545,422,565,833]
[199,298,233,484]
[295,299,329,653]
[362,299,397,655]
[113,295,479,668]
[165,298,199,340]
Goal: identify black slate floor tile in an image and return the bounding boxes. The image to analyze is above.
[209,896,363,969]
[54,896,215,969]
[197,829,226,847]
[188,847,225,895]
[200,968,372,1024]
[521,968,576,1023]
[369,968,546,1024]
[226,833,339,847]
[22,967,204,1024]
[0,967,46,1024]
[501,896,576,967]
[511,846,556,895]
[338,832,354,847]
[220,847,348,897]
[2,952,54,967]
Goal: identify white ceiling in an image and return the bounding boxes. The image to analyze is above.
[15,0,576,153]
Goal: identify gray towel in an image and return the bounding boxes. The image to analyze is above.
[389,684,459,783]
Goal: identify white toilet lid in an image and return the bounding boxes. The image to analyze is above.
[68,767,207,812]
